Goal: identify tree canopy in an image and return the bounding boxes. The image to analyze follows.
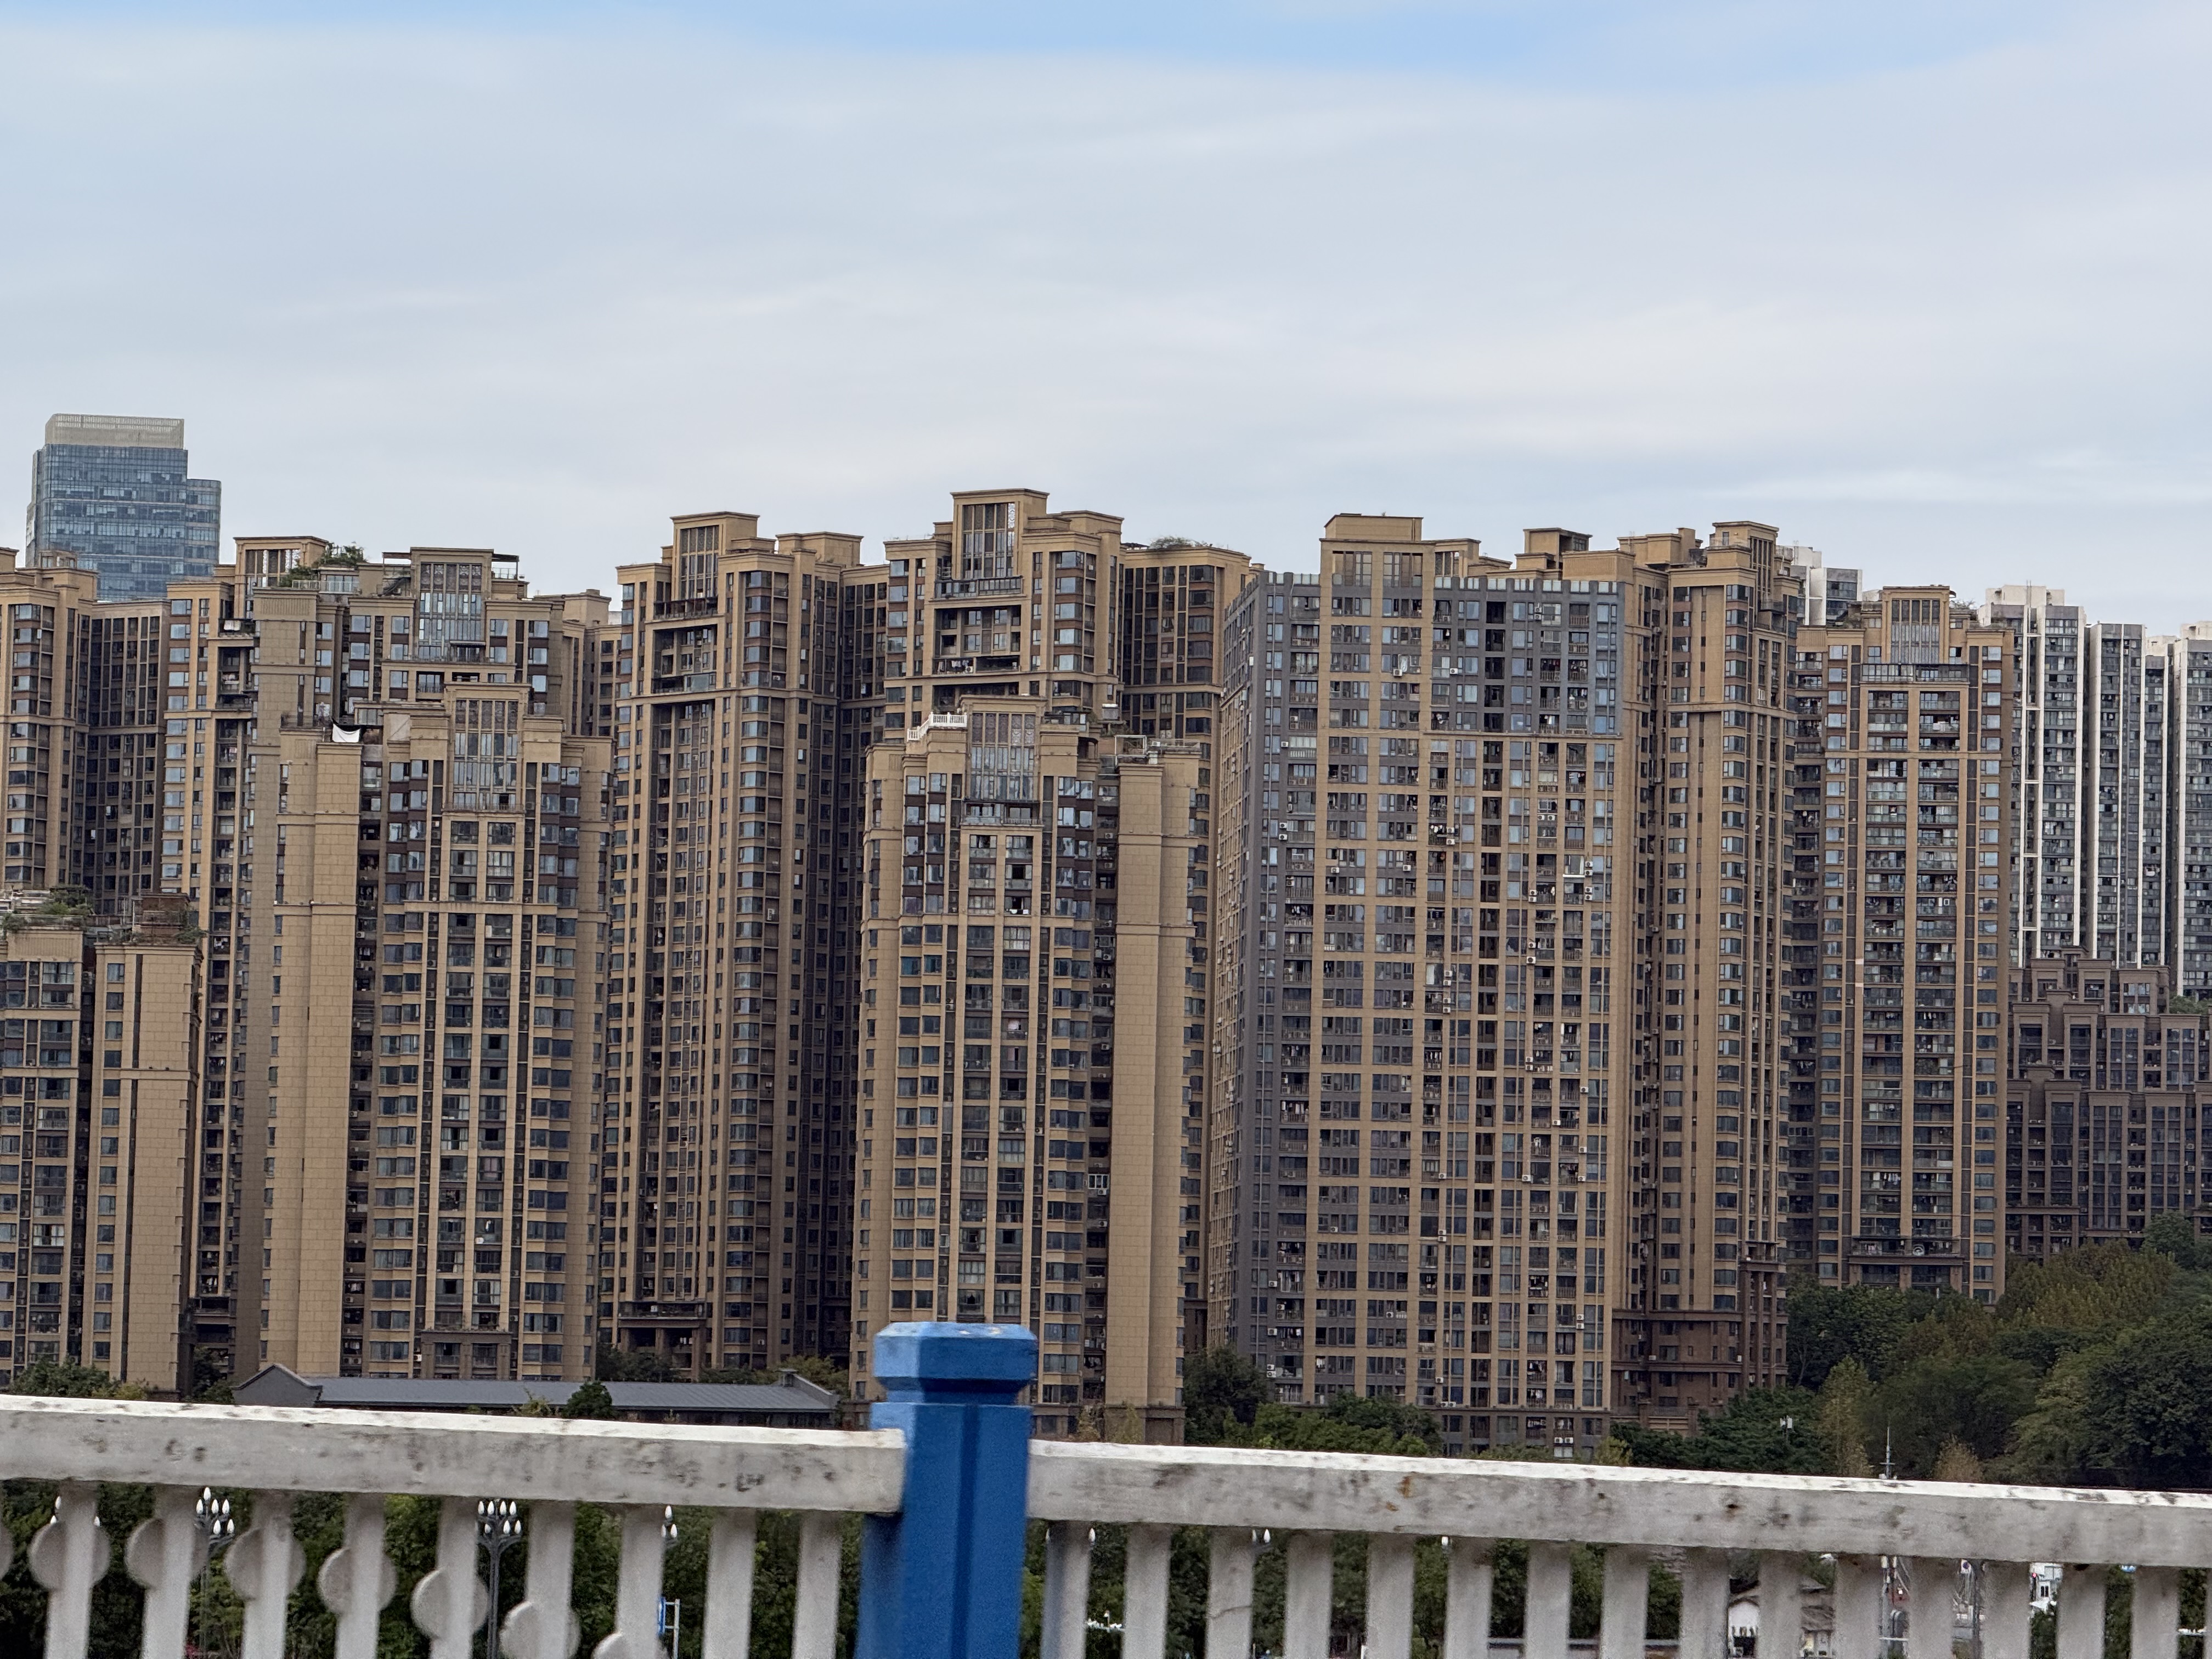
[1181,1345,1271,1445]
[1613,1243,2212,1485]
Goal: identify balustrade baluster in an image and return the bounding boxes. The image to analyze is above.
[2132,1565,2181,1659]
[501,1500,579,1659]
[1599,1544,1649,1659]
[2058,1563,2107,1659]
[1442,1537,1494,1659]
[1909,1557,1957,1659]
[1756,1551,1804,1659]
[1525,1541,1575,1659]
[410,1494,490,1659]
[29,1481,105,1659]
[1366,1534,1417,1659]
[1980,1562,2032,1659]
[1677,1547,1730,1659]
[1122,1523,1174,1659]
[1283,1531,1335,1659]
[792,1510,844,1659]
[1833,1553,1888,1659]
[317,1492,398,1659]
[123,1485,202,1659]
[602,1502,673,1659]
[1041,1520,1094,1659]
[227,1491,307,1659]
[701,1509,759,1659]
[1206,1528,1257,1659]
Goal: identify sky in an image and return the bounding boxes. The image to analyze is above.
[0,1,2207,621]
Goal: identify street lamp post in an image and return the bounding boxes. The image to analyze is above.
[193,1487,236,1659]
[477,1499,524,1659]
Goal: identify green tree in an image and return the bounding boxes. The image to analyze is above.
[1887,1293,1998,1368]
[7,1355,123,1398]
[779,1353,848,1393]
[2005,1345,2103,1483]
[701,1353,850,1393]
[563,1380,619,1420]
[594,1342,674,1383]
[2016,1308,2212,1488]
[1868,1352,2038,1477]
[1814,1356,1875,1476]
[2143,1212,2200,1271]
[1181,1346,1270,1445]
[2000,1241,2174,1332]
[1229,1391,1440,1455]
[1931,1438,1984,1482]
[1782,1277,1934,1388]
[1611,1386,1825,1474]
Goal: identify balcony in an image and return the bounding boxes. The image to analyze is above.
[618,1299,708,1322]
[652,595,721,619]
[5,1321,2204,1659]
[1850,1234,1963,1259]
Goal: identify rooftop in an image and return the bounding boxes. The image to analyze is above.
[235,1363,842,1422]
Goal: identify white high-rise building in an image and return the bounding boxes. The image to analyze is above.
[1785,547,1862,626]
[1978,586,2086,968]
[2159,625,2212,995]
[1977,588,2212,996]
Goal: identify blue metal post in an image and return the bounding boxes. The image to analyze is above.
[857,1322,1040,1659]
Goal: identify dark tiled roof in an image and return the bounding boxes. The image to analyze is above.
[236,1364,839,1418]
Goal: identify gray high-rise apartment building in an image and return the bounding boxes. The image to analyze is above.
[1210,516,1798,1451]
[1976,586,2212,996]
[26,414,221,601]
[1785,588,2016,1299]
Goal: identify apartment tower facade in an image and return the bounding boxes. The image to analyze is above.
[0,917,200,1391]
[2004,951,2212,1260]
[1785,589,2015,1297]
[847,491,1249,1438]
[1209,518,1795,1450]
[600,515,886,1378]
[0,534,614,1390]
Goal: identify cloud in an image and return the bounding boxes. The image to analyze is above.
[0,3,2205,618]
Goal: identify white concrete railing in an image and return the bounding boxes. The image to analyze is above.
[6,1383,2210,1659]
[1029,1441,2210,1659]
[0,1395,902,1659]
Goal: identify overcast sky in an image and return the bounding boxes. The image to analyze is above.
[2,1,2207,621]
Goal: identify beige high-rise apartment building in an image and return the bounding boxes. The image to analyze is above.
[0,540,616,1390]
[599,514,886,1378]
[1785,588,2015,1298]
[1210,517,1797,1452]
[0,550,116,895]
[847,491,1250,1437]
[1625,524,1798,1424]
[184,548,613,1386]
[0,916,199,1392]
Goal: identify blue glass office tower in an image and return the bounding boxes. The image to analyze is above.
[25,413,221,600]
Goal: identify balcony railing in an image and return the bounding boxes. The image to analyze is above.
[7,1322,2212,1659]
